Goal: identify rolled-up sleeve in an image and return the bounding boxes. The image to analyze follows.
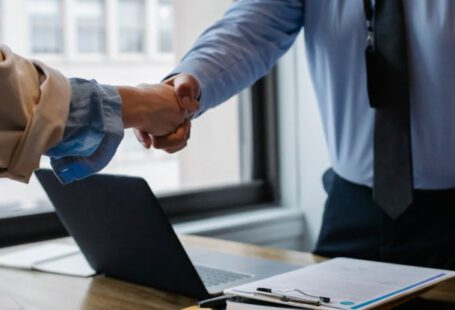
[168,0,304,116]
[0,45,71,183]
[46,79,124,184]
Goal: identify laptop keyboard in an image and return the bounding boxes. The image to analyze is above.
[195,265,253,288]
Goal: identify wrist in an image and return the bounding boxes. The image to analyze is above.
[118,86,144,129]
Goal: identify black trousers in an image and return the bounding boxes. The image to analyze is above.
[314,169,455,270]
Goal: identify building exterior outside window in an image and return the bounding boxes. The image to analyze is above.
[76,0,106,53]
[157,0,173,53]
[0,0,242,217]
[118,0,145,53]
[28,0,63,54]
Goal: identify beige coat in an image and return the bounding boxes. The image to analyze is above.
[0,45,71,183]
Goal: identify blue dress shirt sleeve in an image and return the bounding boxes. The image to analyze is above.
[45,78,124,184]
[168,0,304,116]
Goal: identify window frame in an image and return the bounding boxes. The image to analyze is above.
[75,0,107,55]
[28,0,65,55]
[0,69,281,248]
[28,0,175,63]
[117,0,146,54]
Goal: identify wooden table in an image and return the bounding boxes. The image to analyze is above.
[0,235,454,310]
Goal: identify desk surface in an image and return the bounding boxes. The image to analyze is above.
[0,235,454,310]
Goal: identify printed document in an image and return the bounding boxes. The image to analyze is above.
[225,257,455,309]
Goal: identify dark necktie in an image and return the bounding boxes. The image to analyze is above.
[364,0,413,219]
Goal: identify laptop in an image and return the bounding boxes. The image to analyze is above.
[35,170,298,299]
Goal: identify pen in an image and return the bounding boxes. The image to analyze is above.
[257,287,331,303]
[254,289,321,306]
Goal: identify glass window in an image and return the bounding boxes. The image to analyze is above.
[118,0,145,53]
[76,0,106,53]
[157,0,173,53]
[0,0,3,42]
[0,0,251,218]
[28,0,63,54]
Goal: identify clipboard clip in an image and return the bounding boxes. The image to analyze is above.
[255,287,331,307]
[198,294,233,308]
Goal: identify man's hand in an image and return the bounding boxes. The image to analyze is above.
[119,83,191,138]
[134,73,201,153]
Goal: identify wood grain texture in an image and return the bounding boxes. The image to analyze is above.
[0,235,453,310]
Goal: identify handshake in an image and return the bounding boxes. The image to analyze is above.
[118,74,200,153]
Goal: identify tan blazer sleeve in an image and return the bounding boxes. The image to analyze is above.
[0,44,71,183]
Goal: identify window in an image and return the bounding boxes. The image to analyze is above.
[28,0,63,54]
[0,0,279,247]
[0,0,3,42]
[118,0,145,53]
[157,0,173,53]
[76,0,106,53]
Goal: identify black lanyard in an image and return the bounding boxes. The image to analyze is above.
[364,0,375,21]
[364,0,375,49]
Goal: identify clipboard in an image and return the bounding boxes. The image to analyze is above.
[224,258,455,309]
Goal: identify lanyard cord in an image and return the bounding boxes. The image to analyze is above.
[364,0,375,48]
[364,0,374,21]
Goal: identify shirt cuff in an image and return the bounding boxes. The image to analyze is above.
[46,79,124,184]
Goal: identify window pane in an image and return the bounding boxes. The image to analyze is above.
[0,0,3,42]
[0,0,245,217]
[28,0,63,53]
[77,0,105,53]
[118,0,145,53]
[158,0,173,53]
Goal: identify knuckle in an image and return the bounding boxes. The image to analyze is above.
[152,139,164,149]
[176,85,192,98]
[165,148,178,154]
[176,132,187,144]
[174,137,185,146]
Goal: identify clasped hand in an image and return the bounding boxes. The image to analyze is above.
[118,74,200,153]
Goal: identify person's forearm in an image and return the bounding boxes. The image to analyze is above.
[168,0,304,114]
[117,85,144,129]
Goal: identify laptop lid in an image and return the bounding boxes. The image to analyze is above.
[35,169,210,299]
